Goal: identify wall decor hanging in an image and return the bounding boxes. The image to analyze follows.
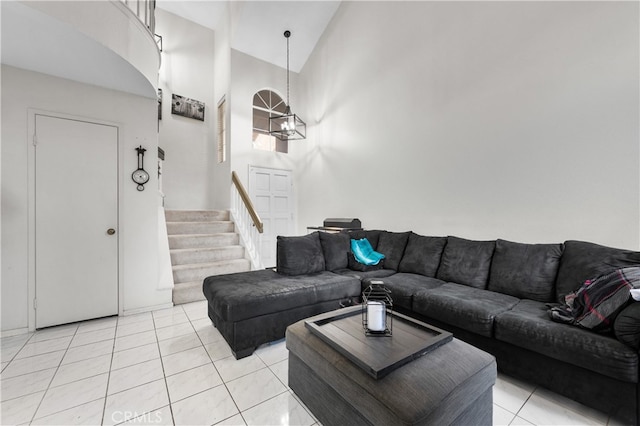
[171,94,205,121]
[132,145,149,191]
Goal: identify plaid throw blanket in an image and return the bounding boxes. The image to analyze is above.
[548,267,640,332]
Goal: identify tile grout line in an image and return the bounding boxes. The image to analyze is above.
[152,305,182,426]
[189,305,247,424]
[27,324,78,424]
[510,384,537,425]
[188,305,304,423]
[100,320,118,426]
[0,324,120,423]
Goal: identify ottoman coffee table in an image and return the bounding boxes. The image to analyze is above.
[286,306,496,426]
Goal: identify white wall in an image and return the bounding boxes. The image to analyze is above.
[297,1,640,249]
[1,66,171,333]
[211,4,232,211]
[229,49,300,228]
[156,9,217,210]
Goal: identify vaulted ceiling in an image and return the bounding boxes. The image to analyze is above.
[156,1,341,73]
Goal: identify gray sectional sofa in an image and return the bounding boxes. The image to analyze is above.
[202,230,640,424]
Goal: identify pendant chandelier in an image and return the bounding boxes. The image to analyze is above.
[269,30,306,141]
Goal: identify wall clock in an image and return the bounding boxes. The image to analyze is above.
[132,145,149,191]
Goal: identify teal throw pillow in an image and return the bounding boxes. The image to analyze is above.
[351,238,385,266]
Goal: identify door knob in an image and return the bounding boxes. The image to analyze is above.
[107,228,116,235]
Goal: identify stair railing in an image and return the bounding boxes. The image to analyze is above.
[230,171,264,270]
[120,0,155,34]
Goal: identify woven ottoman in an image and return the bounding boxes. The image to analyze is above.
[286,313,497,426]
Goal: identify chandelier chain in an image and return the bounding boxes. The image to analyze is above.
[286,32,290,106]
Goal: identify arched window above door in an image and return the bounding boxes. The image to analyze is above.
[252,90,288,153]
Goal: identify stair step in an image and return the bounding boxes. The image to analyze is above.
[172,281,207,305]
[163,209,245,305]
[172,259,251,284]
[170,246,245,265]
[165,210,230,222]
[166,221,234,235]
[168,233,239,249]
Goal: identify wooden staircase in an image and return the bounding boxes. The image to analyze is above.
[165,210,251,304]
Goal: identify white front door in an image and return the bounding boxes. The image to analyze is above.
[35,114,119,328]
[249,167,294,268]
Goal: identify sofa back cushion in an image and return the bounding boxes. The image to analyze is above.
[398,233,447,277]
[376,231,411,271]
[436,236,495,289]
[318,232,350,271]
[488,239,563,302]
[555,240,640,303]
[277,232,325,275]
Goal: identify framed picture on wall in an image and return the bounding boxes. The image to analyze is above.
[171,94,205,121]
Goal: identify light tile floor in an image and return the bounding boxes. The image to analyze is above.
[0,300,618,425]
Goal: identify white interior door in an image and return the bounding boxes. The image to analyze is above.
[249,167,293,268]
[35,114,118,328]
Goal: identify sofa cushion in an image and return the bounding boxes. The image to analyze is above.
[555,240,640,303]
[398,233,447,278]
[318,232,350,271]
[277,232,325,276]
[615,303,640,350]
[376,231,411,271]
[364,273,446,311]
[494,299,638,383]
[436,237,496,289]
[488,239,563,302]
[203,269,361,322]
[413,283,519,337]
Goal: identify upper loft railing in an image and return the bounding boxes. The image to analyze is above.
[230,171,264,270]
[120,0,155,34]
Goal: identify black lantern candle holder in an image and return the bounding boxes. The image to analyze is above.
[362,280,393,336]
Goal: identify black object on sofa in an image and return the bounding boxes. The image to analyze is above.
[202,230,640,424]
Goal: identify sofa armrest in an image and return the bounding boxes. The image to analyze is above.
[614,302,640,350]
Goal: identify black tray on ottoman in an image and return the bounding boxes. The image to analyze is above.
[305,306,452,379]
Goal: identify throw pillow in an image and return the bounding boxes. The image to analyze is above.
[488,239,563,302]
[348,230,383,249]
[351,238,385,265]
[276,232,325,276]
[348,252,384,272]
[436,236,496,289]
[376,231,411,271]
[554,240,640,303]
[614,302,640,349]
[398,233,447,277]
[318,232,350,271]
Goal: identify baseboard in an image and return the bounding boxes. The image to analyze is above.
[122,302,174,316]
[0,327,30,338]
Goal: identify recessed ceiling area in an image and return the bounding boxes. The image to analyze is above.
[156,1,341,72]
